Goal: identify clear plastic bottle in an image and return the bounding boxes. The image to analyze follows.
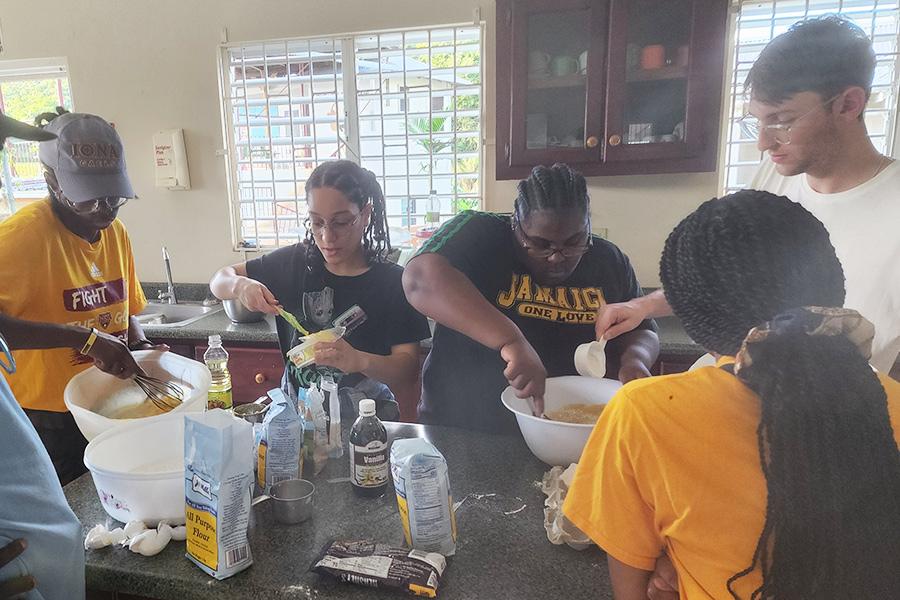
[203,335,233,410]
[425,189,440,226]
[349,399,389,497]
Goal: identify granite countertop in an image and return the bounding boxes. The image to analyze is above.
[142,302,703,357]
[653,316,704,357]
[142,309,279,345]
[66,422,612,600]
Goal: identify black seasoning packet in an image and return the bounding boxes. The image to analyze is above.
[312,540,447,597]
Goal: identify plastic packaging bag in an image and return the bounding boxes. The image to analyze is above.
[541,463,592,550]
[256,388,303,494]
[390,439,457,556]
[184,409,254,579]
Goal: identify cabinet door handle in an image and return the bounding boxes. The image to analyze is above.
[608,134,622,146]
[254,373,267,384]
[585,136,599,148]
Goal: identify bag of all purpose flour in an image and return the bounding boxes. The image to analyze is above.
[390,438,457,556]
[256,388,303,494]
[184,409,254,579]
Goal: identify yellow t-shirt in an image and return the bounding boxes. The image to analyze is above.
[0,200,147,412]
[563,357,900,599]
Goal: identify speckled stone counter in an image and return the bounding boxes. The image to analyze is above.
[654,316,704,357]
[66,423,612,600]
[142,309,279,345]
[142,303,703,357]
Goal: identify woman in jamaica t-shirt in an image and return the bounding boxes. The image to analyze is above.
[404,163,659,432]
[211,160,430,420]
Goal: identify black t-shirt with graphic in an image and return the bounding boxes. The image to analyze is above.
[246,243,431,391]
[417,211,656,432]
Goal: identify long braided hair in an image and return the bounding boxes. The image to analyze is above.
[513,163,590,222]
[660,190,900,600]
[303,160,391,271]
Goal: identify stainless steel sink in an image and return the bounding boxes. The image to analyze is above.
[135,302,221,328]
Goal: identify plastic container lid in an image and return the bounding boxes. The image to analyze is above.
[359,399,376,417]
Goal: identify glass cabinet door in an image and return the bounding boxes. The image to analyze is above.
[604,0,711,163]
[507,0,608,167]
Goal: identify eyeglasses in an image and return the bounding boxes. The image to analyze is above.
[512,215,592,259]
[66,196,130,214]
[305,212,363,237]
[739,93,842,145]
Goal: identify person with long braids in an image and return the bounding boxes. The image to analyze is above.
[211,160,430,418]
[564,190,900,600]
[404,163,658,432]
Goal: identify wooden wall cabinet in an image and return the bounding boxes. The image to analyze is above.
[496,0,729,179]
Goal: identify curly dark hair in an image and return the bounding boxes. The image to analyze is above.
[513,163,590,221]
[660,190,900,599]
[746,15,876,106]
[303,160,391,270]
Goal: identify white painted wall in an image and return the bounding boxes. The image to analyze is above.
[0,0,719,286]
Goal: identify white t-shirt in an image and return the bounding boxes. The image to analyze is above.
[751,159,900,373]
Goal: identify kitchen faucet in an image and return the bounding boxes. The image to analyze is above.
[158,246,178,304]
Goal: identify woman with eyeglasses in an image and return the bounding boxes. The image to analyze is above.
[403,163,659,432]
[211,160,430,419]
[0,109,156,486]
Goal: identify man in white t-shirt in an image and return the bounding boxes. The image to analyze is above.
[597,16,899,377]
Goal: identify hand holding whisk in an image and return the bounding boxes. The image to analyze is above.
[134,373,184,412]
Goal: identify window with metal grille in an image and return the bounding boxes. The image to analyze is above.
[721,1,900,194]
[0,58,72,220]
[219,25,483,250]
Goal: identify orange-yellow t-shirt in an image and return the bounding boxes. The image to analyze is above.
[0,200,147,412]
[563,357,900,599]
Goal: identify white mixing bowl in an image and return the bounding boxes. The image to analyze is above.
[83,411,186,525]
[65,350,210,440]
[501,376,622,466]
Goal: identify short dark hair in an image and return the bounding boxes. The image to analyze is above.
[745,15,876,105]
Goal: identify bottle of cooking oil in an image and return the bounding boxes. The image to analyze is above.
[204,335,233,410]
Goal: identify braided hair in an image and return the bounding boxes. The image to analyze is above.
[303,160,391,270]
[514,163,590,222]
[660,190,900,599]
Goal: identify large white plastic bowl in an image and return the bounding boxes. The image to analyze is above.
[83,411,186,525]
[502,376,622,466]
[65,350,210,440]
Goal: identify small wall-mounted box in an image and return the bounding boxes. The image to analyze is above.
[153,129,191,190]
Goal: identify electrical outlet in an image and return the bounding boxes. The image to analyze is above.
[595,227,609,239]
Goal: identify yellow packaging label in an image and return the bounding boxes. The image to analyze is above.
[186,503,218,571]
[449,495,457,541]
[395,492,412,547]
[257,441,267,488]
[207,388,233,410]
[409,584,437,598]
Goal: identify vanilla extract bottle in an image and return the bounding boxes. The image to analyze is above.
[348,399,389,497]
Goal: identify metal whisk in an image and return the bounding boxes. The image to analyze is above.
[134,373,185,412]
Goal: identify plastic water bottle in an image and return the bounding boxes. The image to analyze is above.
[322,373,343,459]
[204,335,233,410]
[425,189,440,226]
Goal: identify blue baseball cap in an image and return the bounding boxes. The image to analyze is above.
[38,113,135,203]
